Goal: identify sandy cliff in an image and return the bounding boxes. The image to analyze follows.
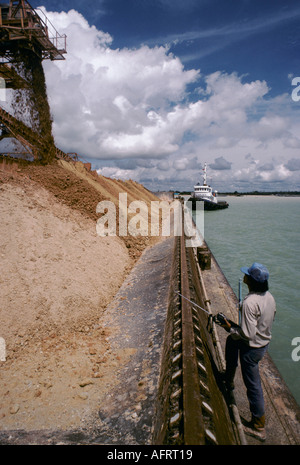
[0,157,160,431]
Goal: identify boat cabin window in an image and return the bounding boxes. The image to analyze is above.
[195,187,210,192]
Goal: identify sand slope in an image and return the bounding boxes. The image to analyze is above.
[0,158,160,431]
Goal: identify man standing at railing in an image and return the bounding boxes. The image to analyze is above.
[221,262,276,442]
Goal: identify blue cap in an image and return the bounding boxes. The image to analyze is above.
[240,262,269,283]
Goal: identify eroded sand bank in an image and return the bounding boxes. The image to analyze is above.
[0,159,159,431]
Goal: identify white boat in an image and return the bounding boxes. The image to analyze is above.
[190,163,229,210]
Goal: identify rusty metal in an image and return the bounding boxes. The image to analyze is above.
[180,231,206,445]
[0,63,28,88]
[190,245,248,445]
[0,1,66,62]
[0,104,39,157]
[153,205,244,445]
[55,148,79,162]
[0,3,71,164]
[150,205,249,445]
[0,105,79,163]
[197,245,211,270]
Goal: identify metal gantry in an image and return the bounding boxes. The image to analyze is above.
[0,1,66,63]
[0,1,68,161]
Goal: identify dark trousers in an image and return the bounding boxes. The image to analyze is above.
[225,335,268,418]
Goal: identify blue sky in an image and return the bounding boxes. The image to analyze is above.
[29,0,300,191]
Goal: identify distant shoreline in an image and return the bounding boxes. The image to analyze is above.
[219,192,300,197]
[172,191,300,197]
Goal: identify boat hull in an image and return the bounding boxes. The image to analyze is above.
[188,197,229,210]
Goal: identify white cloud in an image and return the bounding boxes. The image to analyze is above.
[258,164,290,182]
[42,7,199,158]
[254,114,290,140]
[209,156,232,170]
[40,8,300,191]
[96,166,135,180]
[285,158,300,171]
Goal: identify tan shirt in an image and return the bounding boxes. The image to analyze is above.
[230,291,276,348]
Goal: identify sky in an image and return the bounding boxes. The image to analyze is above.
[28,0,300,192]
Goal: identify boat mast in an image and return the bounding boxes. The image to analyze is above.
[203,163,207,186]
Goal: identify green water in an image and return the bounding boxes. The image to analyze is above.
[199,195,300,406]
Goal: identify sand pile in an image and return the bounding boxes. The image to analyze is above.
[0,158,160,431]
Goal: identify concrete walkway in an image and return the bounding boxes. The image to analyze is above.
[91,236,176,444]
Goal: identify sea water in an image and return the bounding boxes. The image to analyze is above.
[198,195,300,406]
